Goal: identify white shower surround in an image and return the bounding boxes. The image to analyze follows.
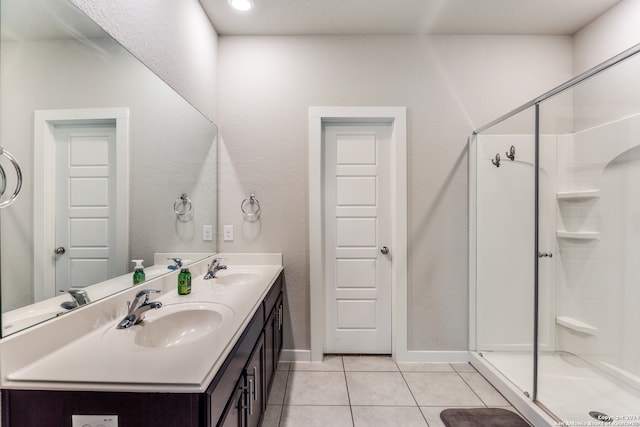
[471,113,640,424]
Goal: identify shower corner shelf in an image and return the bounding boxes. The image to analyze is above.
[556,231,600,240]
[556,316,598,336]
[556,189,600,200]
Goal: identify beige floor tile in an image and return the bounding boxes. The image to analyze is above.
[403,372,484,407]
[268,370,289,405]
[262,405,282,427]
[352,406,427,426]
[280,405,353,427]
[343,355,398,371]
[459,372,510,406]
[346,371,415,406]
[451,362,477,372]
[291,355,344,371]
[397,363,454,372]
[285,371,350,405]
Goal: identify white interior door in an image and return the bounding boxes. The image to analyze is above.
[54,123,118,292]
[324,122,392,353]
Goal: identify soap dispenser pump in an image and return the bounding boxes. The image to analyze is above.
[178,260,192,295]
[132,259,146,285]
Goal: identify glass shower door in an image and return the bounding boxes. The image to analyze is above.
[474,106,537,397]
[536,52,640,424]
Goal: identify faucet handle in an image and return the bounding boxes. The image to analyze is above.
[211,257,225,266]
[135,289,161,303]
[136,289,161,297]
[167,257,183,268]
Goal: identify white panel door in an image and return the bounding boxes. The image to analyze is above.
[54,124,117,292]
[324,123,392,353]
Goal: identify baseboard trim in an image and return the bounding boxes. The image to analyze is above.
[280,349,311,362]
[280,349,470,364]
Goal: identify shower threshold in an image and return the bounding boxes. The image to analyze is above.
[477,351,640,426]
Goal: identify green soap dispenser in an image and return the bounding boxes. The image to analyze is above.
[132,259,146,285]
[178,260,192,295]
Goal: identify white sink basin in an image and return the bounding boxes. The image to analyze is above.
[214,273,262,286]
[105,302,234,350]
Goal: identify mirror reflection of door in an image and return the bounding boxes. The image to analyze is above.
[53,123,121,293]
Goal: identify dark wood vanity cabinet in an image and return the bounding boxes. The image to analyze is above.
[1,272,284,427]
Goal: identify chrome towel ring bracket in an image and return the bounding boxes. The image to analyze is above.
[0,146,23,208]
[0,163,6,196]
[174,193,193,218]
[241,193,261,221]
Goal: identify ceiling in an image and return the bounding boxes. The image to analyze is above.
[201,0,621,36]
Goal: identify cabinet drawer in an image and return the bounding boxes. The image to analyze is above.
[263,273,282,319]
[208,304,264,426]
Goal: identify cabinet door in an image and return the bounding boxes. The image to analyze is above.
[275,294,283,358]
[219,382,244,427]
[245,333,265,427]
[265,307,276,391]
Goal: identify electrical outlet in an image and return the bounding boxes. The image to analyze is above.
[72,415,118,427]
[224,224,234,241]
[202,224,213,241]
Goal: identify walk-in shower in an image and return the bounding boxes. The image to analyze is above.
[469,43,640,426]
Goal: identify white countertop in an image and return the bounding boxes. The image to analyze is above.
[1,254,283,393]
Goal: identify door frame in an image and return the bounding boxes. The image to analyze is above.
[308,106,407,362]
[33,108,129,301]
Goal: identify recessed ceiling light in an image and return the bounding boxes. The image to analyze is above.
[229,0,254,12]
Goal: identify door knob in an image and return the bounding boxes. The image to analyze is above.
[54,247,66,255]
[380,246,390,255]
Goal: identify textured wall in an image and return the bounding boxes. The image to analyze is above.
[217,35,573,351]
[71,0,218,121]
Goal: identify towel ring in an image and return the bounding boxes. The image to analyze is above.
[0,164,6,197]
[0,146,23,209]
[173,193,193,217]
[241,193,261,220]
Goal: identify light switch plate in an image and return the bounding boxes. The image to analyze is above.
[72,415,118,427]
[203,224,213,241]
[224,224,234,241]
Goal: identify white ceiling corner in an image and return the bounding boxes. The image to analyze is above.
[200,0,622,36]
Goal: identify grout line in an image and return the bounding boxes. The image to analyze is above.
[340,357,357,427]
[456,370,488,408]
[398,368,431,426]
[275,404,284,427]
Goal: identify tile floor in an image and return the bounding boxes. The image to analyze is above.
[263,355,529,427]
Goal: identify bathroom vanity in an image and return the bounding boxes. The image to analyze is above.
[0,254,284,427]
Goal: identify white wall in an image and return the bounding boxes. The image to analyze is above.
[573,0,640,74]
[217,35,573,351]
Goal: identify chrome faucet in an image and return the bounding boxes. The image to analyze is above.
[116,289,162,329]
[203,258,227,279]
[67,288,90,306]
[167,257,183,270]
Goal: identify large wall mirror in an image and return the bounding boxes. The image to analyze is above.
[0,0,218,336]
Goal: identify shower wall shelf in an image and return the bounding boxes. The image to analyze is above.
[556,316,598,336]
[556,231,600,240]
[556,189,600,200]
